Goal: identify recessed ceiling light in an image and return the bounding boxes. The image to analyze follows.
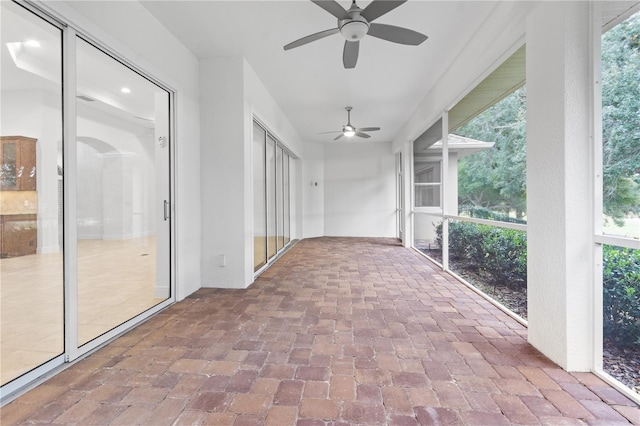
[25,40,40,48]
[121,87,131,94]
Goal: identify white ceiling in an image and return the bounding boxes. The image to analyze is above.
[6,1,639,144]
[139,0,500,143]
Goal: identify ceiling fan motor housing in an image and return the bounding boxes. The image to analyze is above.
[339,16,370,41]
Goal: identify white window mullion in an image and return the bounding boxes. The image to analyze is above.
[590,0,604,374]
[442,112,449,271]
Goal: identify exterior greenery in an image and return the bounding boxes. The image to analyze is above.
[454,13,639,224]
[455,87,527,219]
[458,205,527,225]
[435,221,527,288]
[444,13,640,349]
[603,245,640,347]
[601,13,640,224]
[436,222,640,347]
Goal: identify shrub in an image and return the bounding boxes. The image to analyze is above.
[436,221,485,266]
[603,245,640,347]
[459,205,527,224]
[435,220,640,348]
[479,227,527,287]
[435,221,527,287]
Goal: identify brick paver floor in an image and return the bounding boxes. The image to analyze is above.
[2,237,639,425]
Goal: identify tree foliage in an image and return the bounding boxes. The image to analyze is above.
[453,12,640,222]
[601,12,640,223]
[455,87,527,218]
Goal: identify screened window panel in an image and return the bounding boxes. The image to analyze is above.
[415,186,441,208]
[413,120,442,209]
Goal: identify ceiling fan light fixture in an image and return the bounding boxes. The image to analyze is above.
[343,125,356,137]
[339,19,369,41]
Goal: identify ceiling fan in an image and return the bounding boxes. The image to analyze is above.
[320,106,380,140]
[284,0,428,69]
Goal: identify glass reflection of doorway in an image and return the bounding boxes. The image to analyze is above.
[76,38,171,346]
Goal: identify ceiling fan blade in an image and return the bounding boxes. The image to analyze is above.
[358,127,380,132]
[360,0,407,22]
[284,28,339,50]
[355,132,371,138]
[318,130,341,134]
[334,134,344,141]
[311,0,350,20]
[368,23,428,45]
[343,40,359,69]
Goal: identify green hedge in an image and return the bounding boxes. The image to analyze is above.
[436,221,639,347]
[435,221,527,288]
[603,245,640,347]
[459,205,527,225]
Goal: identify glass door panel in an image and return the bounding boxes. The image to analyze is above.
[276,145,284,251]
[253,122,267,271]
[266,136,276,260]
[75,38,170,346]
[283,154,290,246]
[0,1,64,385]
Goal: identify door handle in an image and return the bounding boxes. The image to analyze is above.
[164,200,170,221]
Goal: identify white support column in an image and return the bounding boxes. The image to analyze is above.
[526,1,595,371]
[404,141,413,248]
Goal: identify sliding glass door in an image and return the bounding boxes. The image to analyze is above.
[75,38,171,346]
[0,1,64,386]
[252,119,294,273]
[266,135,277,261]
[253,123,267,271]
[0,1,174,398]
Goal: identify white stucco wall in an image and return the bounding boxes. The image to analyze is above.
[200,57,246,289]
[200,58,308,288]
[302,142,325,238]
[324,142,396,237]
[526,1,594,371]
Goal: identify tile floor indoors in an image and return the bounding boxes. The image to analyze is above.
[1,238,165,384]
[1,237,639,425]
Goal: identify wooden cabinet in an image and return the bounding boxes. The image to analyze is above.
[1,136,38,257]
[1,136,37,191]
[0,214,37,258]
